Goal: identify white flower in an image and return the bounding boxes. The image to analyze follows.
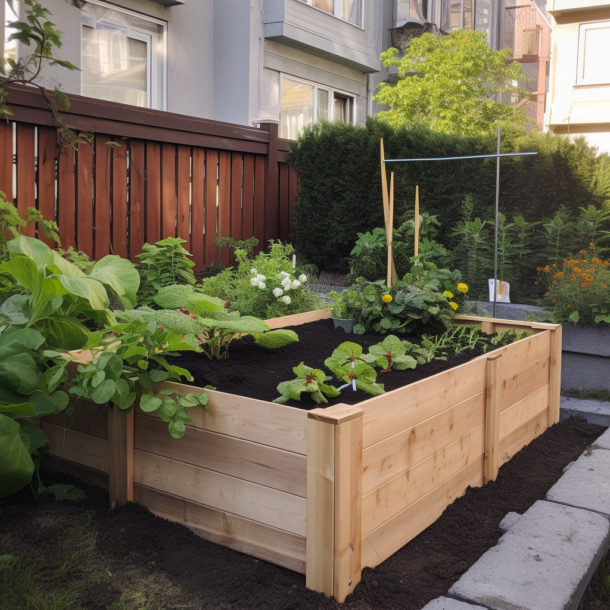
[281,278,292,290]
[258,282,266,289]
[291,280,301,289]
[250,277,260,287]
[273,288,284,297]
[282,295,291,304]
[280,271,290,277]
[257,274,266,281]
[299,274,307,283]
[250,268,258,275]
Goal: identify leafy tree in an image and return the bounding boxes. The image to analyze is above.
[374,30,530,136]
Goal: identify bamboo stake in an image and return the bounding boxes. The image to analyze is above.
[414,185,420,258]
[387,173,395,288]
[380,140,397,283]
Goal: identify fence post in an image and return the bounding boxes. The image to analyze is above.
[108,406,135,508]
[307,404,363,603]
[484,354,503,484]
[548,326,563,426]
[260,122,279,245]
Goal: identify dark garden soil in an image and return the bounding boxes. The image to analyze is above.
[173,318,482,408]
[0,418,605,610]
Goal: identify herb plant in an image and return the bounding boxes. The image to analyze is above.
[273,362,340,405]
[69,320,208,439]
[361,335,417,372]
[136,237,196,307]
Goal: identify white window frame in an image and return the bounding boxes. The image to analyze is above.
[279,74,357,139]
[81,0,168,110]
[577,21,610,86]
[296,0,365,29]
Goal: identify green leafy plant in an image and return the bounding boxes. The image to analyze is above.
[273,362,340,405]
[215,236,259,257]
[360,335,418,372]
[1,0,92,148]
[0,236,139,350]
[325,341,369,369]
[56,246,94,274]
[325,358,385,396]
[136,237,196,307]
[328,290,353,319]
[69,320,207,439]
[0,325,71,498]
[201,241,321,318]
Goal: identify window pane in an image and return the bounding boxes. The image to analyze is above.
[475,0,492,40]
[583,27,610,83]
[281,79,314,140]
[312,0,333,14]
[450,0,461,30]
[333,94,352,123]
[342,0,362,25]
[261,68,280,119]
[82,25,148,107]
[4,0,18,73]
[317,89,329,121]
[462,0,473,29]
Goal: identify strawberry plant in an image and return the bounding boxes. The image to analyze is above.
[273,362,340,405]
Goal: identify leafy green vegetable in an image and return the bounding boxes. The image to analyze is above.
[273,362,340,405]
[361,335,418,371]
[326,360,385,397]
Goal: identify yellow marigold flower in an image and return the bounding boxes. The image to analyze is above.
[583,274,594,282]
[573,267,582,274]
[543,265,551,273]
[457,283,468,293]
[602,284,608,288]
[443,290,454,298]
[592,258,602,265]
[155,347,163,353]
[382,294,393,303]
[544,292,550,296]
[449,302,459,310]
[580,250,587,254]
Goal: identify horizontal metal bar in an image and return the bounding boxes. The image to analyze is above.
[384,152,538,163]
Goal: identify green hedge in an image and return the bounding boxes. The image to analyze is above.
[286,119,610,272]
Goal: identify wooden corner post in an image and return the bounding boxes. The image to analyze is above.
[306,405,363,603]
[484,354,503,484]
[108,406,135,508]
[548,325,563,426]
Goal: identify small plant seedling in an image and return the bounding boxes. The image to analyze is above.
[361,335,418,372]
[273,362,341,405]
[325,341,368,369]
[326,358,385,396]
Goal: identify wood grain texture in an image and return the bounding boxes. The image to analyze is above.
[205,149,218,264]
[58,145,76,248]
[253,155,265,255]
[362,424,484,536]
[362,390,485,494]
[361,357,487,449]
[231,152,243,244]
[288,165,297,237]
[499,409,548,465]
[242,153,254,241]
[135,413,306,496]
[42,422,109,473]
[455,315,559,332]
[37,128,57,245]
[484,355,502,483]
[94,136,112,259]
[549,327,562,426]
[306,418,335,597]
[146,142,161,244]
[500,384,549,441]
[108,407,134,508]
[129,140,146,260]
[148,383,307,454]
[16,123,35,235]
[135,450,306,536]
[265,309,331,329]
[45,456,109,491]
[278,163,289,242]
[76,142,93,256]
[44,400,109,440]
[161,143,177,239]
[0,121,13,202]
[191,147,205,268]
[177,145,191,247]
[334,413,363,603]
[218,150,231,265]
[501,357,550,411]
[361,456,484,569]
[111,140,128,258]
[135,484,306,574]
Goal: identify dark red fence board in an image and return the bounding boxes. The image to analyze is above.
[177,145,191,248]
[16,124,35,236]
[161,144,177,240]
[0,122,13,203]
[278,163,289,243]
[205,149,218,265]
[288,165,298,241]
[253,155,265,254]
[58,146,75,249]
[146,142,161,245]
[94,136,112,260]
[77,142,93,257]
[191,148,205,269]
[217,150,231,266]
[112,141,128,259]
[37,127,57,246]
[130,141,146,262]
[242,154,254,242]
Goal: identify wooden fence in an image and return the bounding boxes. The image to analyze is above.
[0,85,297,268]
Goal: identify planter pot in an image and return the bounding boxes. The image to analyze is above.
[332,317,355,333]
[561,324,610,391]
[52,312,562,603]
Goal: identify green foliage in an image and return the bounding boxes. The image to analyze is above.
[286,119,610,273]
[69,320,207,439]
[201,241,322,318]
[0,237,139,350]
[214,236,259,256]
[55,246,94,274]
[348,213,449,282]
[326,359,385,396]
[375,30,530,136]
[136,237,196,307]
[349,261,466,335]
[0,325,71,497]
[273,362,340,405]
[328,290,353,319]
[1,0,92,149]
[360,335,418,371]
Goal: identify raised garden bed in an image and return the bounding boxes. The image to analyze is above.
[44,311,562,603]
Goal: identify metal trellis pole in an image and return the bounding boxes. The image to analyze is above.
[493,127,501,319]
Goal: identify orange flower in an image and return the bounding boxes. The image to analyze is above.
[583,274,594,282]
[567,304,571,308]
[580,250,587,254]
[590,243,595,249]
[552,299,556,303]
[536,267,542,271]
[534,281,539,285]
[544,292,550,296]
[568,253,572,256]
[554,272,563,279]
[581,282,590,288]
[552,263,557,267]
[602,285,608,289]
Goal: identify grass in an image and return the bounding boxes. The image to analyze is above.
[0,506,202,610]
[562,388,610,403]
